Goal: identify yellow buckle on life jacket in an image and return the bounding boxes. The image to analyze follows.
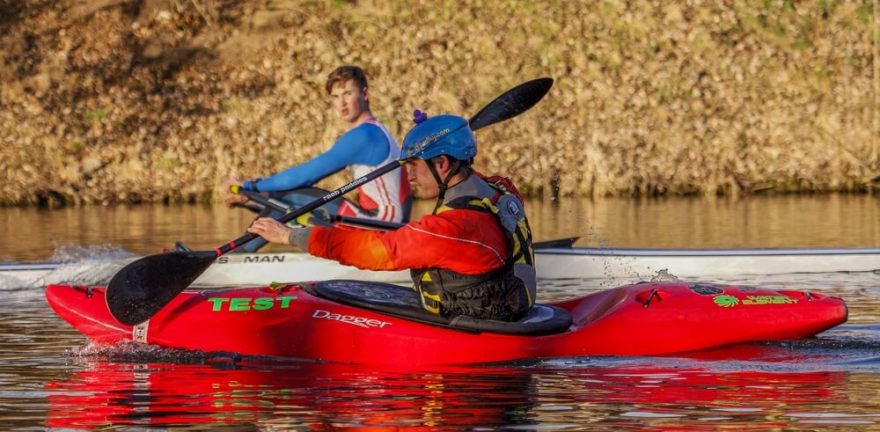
[414,272,442,314]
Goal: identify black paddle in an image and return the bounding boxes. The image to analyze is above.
[234,188,578,248]
[106,77,554,325]
[232,188,402,230]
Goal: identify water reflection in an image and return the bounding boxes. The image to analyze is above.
[47,358,537,429]
[44,352,865,430]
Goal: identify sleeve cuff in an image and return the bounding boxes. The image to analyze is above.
[288,227,312,250]
[242,179,261,191]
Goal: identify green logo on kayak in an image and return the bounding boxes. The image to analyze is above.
[742,295,798,305]
[714,295,739,307]
[208,296,297,312]
[714,294,797,308]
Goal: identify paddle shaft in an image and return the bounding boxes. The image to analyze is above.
[216,160,402,256]
[234,188,402,230]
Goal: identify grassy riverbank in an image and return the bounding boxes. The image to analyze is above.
[2,0,878,206]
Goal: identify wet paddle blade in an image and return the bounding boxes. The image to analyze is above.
[469,78,554,131]
[106,251,217,325]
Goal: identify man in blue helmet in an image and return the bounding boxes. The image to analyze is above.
[248,111,537,321]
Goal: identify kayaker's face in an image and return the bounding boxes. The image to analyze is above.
[405,158,441,199]
[330,79,369,126]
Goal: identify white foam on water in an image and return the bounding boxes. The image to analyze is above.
[650,268,680,282]
[39,257,134,286]
[0,243,138,293]
[47,242,137,264]
[70,340,212,364]
[0,273,36,293]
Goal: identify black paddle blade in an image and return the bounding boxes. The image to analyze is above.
[106,251,217,325]
[533,236,579,249]
[468,77,554,131]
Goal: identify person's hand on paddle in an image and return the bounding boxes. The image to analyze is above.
[248,215,315,251]
[248,213,311,246]
[247,217,293,244]
[223,178,249,207]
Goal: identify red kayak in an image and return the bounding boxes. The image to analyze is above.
[45,280,847,366]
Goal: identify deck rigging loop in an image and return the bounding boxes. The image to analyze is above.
[642,289,660,308]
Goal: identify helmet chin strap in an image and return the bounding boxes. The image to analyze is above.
[427,157,465,214]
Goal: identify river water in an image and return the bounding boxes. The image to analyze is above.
[2,194,879,430]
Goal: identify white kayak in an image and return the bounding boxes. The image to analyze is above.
[4,246,879,288]
[537,246,880,279]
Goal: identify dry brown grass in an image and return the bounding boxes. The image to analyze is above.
[1,0,878,206]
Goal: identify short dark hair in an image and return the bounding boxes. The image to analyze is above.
[325,65,368,94]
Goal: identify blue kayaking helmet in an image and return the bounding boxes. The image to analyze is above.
[402,111,476,162]
[402,110,477,213]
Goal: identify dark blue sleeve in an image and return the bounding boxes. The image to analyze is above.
[249,123,391,192]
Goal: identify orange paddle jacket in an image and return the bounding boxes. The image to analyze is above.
[307,201,508,275]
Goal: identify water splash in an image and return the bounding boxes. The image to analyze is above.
[650,268,680,282]
[70,341,216,364]
[0,243,138,292]
[48,242,136,263]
